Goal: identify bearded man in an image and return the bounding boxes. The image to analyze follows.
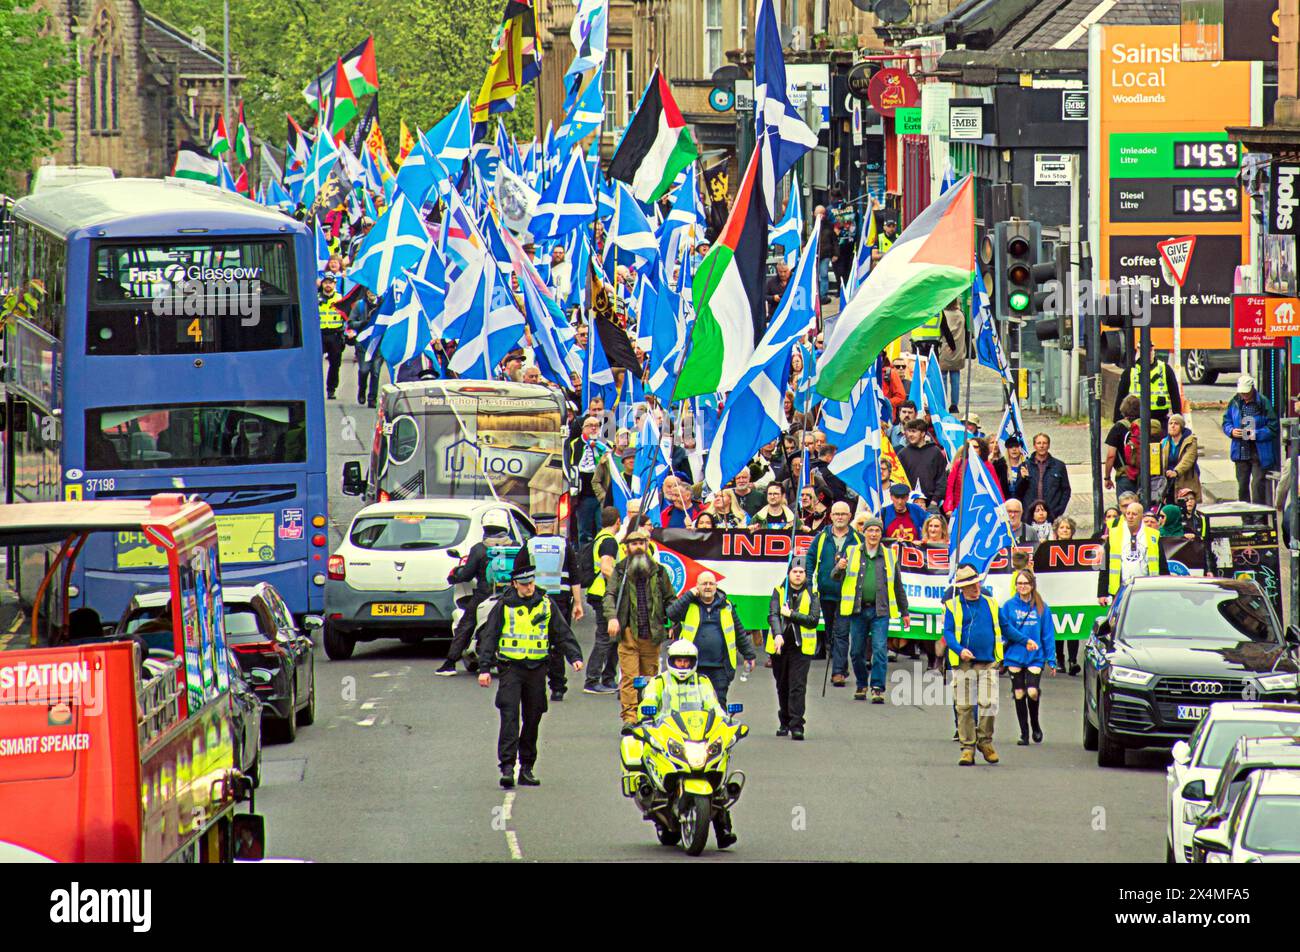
[602,530,678,732]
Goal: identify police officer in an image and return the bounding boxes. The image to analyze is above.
[437,515,516,676]
[1112,341,1183,436]
[910,312,943,361]
[318,273,346,400]
[525,511,584,701]
[478,559,584,788]
[583,507,623,694]
[767,556,821,740]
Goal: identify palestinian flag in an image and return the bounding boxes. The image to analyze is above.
[608,67,698,204]
[814,175,975,402]
[303,36,379,104]
[173,142,219,184]
[234,165,252,198]
[673,146,766,400]
[209,114,230,157]
[327,59,358,139]
[234,101,252,166]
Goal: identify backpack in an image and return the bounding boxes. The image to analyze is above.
[576,539,598,587]
[1121,420,1160,480]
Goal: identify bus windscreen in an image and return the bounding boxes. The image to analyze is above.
[87,239,300,355]
[85,401,307,470]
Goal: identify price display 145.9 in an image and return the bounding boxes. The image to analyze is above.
[1173,140,1241,170]
[1172,184,1240,217]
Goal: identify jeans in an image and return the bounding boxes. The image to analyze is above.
[943,369,960,411]
[1235,458,1268,504]
[823,598,850,678]
[356,353,383,404]
[818,257,830,300]
[698,664,733,708]
[584,595,620,688]
[576,494,601,546]
[1114,474,1138,503]
[850,608,891,690]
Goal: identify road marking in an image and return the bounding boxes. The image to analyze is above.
[505,831,522,860]
[360,701,377,711]
[501,791,514,822]
[356,716,376,727]
[500,791,522,859]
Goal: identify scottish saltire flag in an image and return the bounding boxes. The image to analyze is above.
[500,224,581,387]
[847,223,873,297]
[596,168,616,221]
[300,131,340,210]
[266,178,293,209]
[584,319,617,410]
[607,454,632,518]
[923,352,966,459]
[646,255,690,403]
[359,146,385,192]
[395,128,453,206]
[633,272,656,350]
[909,481,926,504]
[949,450,1015,580]
[348,193,430,295]
[703,218,818,491]
[908,353,926,410]
[564,228,591,312]
[754,0,817,220]
[658,164,704,263]
[939,163,958,195]
[997,393,1026,449]
[769,172,801,265]
[448,261,524,379]
[216,160,238,193]
[606,181,658,272]
[819,374,868,440]
[529,147,595,239]
[973,259,1014,384]
[357,284,401,361]
[633,410,671,502]
[314,221,330,274]
[827,373,884,512]
[558,70,605,152]
[378,272,432,370]
[362,188,378,220]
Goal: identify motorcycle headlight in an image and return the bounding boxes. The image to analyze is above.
[1256,672,1300,693]
[684,742,708,770]
[1183,802,1206,824]
[666,739,687,762]
[1109,666,1155,686]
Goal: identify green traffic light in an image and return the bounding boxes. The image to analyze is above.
[1009,290,1030,311]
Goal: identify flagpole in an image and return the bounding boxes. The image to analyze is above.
[222,0,231,170]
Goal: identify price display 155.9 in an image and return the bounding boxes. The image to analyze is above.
[1172,183,1241,217]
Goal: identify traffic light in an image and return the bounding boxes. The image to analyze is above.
[1032,244,1071,347]
[992,220,1041,320]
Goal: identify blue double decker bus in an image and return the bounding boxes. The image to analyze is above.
[1,178,327,619]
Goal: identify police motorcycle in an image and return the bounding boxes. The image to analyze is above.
[619,642,749,856]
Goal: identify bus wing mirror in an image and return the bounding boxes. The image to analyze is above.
[341,461,364,496]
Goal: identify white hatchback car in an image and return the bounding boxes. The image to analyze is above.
[1165,702,1300,862]
[324,498,534,660]
[1193,768,1300,862]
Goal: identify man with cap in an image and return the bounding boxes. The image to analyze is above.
[943,564,1003,766]
[833,517,911,702]
[767,556,822,739]
[477,559,584,788]
[808,501,863,686]
[523,510,585,701]
[604,529,677,731]
[667,571,756,708]
[873,215,899,262]
[1222,373,1279,505]
[317,273,346,399]
[878,483,928,542]
[437,513,517,676]
[1113,340,1183,436]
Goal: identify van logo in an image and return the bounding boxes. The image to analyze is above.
[394,561,406,572]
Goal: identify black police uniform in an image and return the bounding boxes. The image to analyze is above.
[479,587,582,778]
[444,530,513,669]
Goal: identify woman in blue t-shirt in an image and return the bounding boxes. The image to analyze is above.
[999,569,1056,746]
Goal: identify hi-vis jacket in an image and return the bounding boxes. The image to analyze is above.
[942,593,1003,667]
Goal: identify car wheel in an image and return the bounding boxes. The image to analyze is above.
[1183,349,1218,386]
[1082,684,1099,751]
[1097,701,1125,768]
[297,666,317,726]
[324,622,355,661]
[249,739,262,789]
[277,687,298,743]
[1165,836,1175,864]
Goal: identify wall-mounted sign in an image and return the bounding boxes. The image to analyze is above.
[866,67,919,117]
[1062,91,1088,120]
[1034,154,1071,187]
[894,107,921,134]
[708,87,734,112]
[1231,295,1287,349]
[1269,160,1300,235]
[948,103,983,140]
[1264,296,1300,336]
[847,63,873,100]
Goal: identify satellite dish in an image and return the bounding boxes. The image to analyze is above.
[711,65,741,91]
[850,0,873,10]
[873,0,912,24]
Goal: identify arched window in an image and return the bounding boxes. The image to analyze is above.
[89,5,122,134]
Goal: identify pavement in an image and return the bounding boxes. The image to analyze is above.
[252,356,1172,862]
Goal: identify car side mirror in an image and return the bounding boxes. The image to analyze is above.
[1182,779,1208,802]
[1192,822,1230,854]
[1093,617,1112,647]
[1171,741,1191,765]
[301,615,324,632]
[341,461,364,496]
[232,813,266,861]
[448,548,461,559]
[639,704,657,717]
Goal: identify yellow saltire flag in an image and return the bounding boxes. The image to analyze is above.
[881,440,908,487]
[396,120,416,167]
[366,121,395,182]
[472,14,526,125]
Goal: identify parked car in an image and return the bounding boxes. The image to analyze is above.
[1083,577,1300,768]
[1192,767,1300,862]
[1188,734,1300,862]
[1182,348,1241,387]
[117,582,319,743]
[324,498,535,660]
[227,647,264,788]
[1164,702,1300,862]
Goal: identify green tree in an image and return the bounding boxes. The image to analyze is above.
[144,0,538,152]
[0,1,78,193]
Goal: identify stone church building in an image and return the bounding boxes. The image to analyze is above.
[30,0,243,184]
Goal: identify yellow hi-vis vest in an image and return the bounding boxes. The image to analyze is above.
[944,594,1003,667]
[680,601,739,670]
[877,233,896,255]
[1106,524,1160,596]
[766,582,817,655]
[839,544,900,618]
[587,528,619,598]
[1128,361,1171,411]
[911,313,942,342]
[498,598,552,661]
[319,292,344,330]
[643,671,717,716]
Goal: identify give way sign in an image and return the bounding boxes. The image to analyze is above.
[1157,236,1197,288]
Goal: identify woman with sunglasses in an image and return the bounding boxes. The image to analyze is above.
[999,569,1056,746]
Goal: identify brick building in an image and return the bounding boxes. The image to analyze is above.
[30,0,243,183]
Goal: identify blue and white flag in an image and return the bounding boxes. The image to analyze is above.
[216,160,238,193]
[949,451,1015,580]
[755,0,818,220]
[973,260,1014,384]
[907,353,926,410]
[923,352,967,460]
[447,260,525,379]
[314,220,330,274]
[769,172,801,265]
[606,181,658,272]
[583,311,617,408]
[646,258,688,403]
[827,375,883,512]
[658,164,705,264]
[703,216,819,491]
[299,131,340,210]
[607,453,632,518]
[266,178,293,209]
[395,128,452,206]
[633,409,672,502]
[997,393,1026,449]
[567,0,609,76]
[348,193,430,296]
[500,223,582,387]
[557,70,605,152]
[529,147,595,239]
[378,271,432,371]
